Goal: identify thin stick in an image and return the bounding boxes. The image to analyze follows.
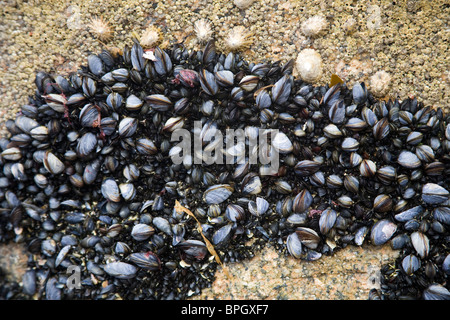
[175,200,231,278]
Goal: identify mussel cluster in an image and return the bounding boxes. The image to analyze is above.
[0,39,449,300]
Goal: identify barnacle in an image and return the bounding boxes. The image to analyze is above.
[295,48,323,83]
[301,15,328,37]
[194,19,214,43]
[224,26,253,51]
[370,70,392,97]
[140,25,162,48]
[87,16,113,42]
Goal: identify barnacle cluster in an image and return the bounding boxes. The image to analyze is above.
[0,39,448,300]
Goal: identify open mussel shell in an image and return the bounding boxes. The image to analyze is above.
[119,183,136,201]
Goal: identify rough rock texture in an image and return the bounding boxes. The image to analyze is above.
[193,244,398,300]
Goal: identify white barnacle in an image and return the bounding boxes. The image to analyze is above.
[301,15,328,37]
[224,26,253,52]
[370,70,391,97]
[295,48,323,83]
[140,25,162,48]
[87,16,113,42]
[194,19,213,43]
